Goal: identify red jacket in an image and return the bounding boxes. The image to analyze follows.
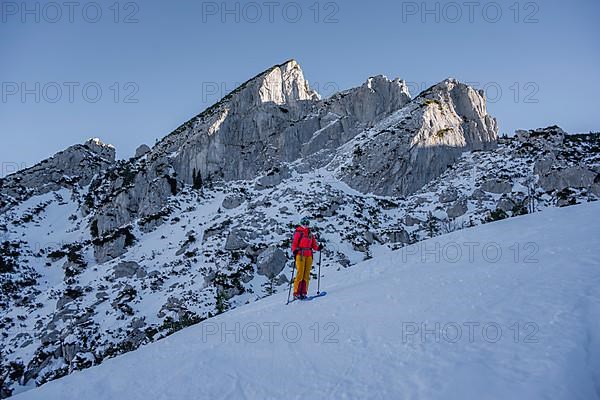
[291,226,319,257]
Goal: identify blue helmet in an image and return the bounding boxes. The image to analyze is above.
[300,216,310,226]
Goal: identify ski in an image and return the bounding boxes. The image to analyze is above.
[301,291,327,301]
[286,292,327,304]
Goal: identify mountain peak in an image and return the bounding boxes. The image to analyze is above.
[276,58,299,68]
[85,138,114,149]
[83,138,117,162]
[253,59,320,105]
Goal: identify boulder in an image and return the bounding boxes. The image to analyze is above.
[256,246,287,278]
[447,199,468,218]
[364,231,382,245]
[94,234,129,264]
[255,166,290,190]
[222,194,245,209]
[481,179,512,194]
[533,154,556,176]
[225,230,249,250]
[538,167,596,192]
[470,188,490,200]
[61,336,80,363]
[496,197,516,213]
[135,144,151,158]
[386,229,411,244]
[56,295,75,310]
[439,189,458,203]
[403,215,423,226]
[113,261,145,279]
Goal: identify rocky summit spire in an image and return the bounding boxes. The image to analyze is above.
[258,59,320,104]
[232,59,320,109]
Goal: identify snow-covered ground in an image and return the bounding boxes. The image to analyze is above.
[13,202,600,400]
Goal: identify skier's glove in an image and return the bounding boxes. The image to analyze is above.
[318,244,325,251]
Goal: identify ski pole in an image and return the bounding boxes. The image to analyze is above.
[317,249,322,295]
[286,257,296,305]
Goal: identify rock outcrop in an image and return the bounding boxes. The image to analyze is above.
[337,79,498,196]
[135,144,151,158]
[0,138,115,212]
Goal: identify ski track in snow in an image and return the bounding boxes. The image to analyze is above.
[11,202,600,400]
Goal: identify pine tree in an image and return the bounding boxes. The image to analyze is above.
[425,212,440,238]
[215,291,229,314]
[263,276,276,296]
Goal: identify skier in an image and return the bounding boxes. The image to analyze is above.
[291,216,322,300]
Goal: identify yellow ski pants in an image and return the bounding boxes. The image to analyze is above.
[293,255,313,296]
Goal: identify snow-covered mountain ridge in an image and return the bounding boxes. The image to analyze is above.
[0,61,599,397]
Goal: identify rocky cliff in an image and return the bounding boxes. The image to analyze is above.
[88,61,494,250]
[336,79,498,195]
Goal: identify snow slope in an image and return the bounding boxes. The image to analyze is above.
[12,202,600,400]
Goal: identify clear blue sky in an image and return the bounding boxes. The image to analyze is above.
[1,0,599,175]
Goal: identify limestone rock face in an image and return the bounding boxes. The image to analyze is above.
[290,76,412,163]
[90,61,413,240]
[336,79,498,196]
[256,59,320,106]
